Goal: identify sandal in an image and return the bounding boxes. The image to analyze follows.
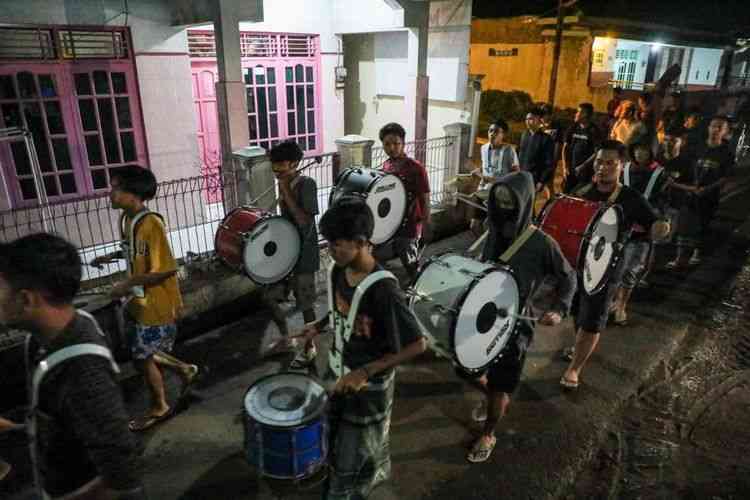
[559,376,579,391]
[466,436,497,463]
[129,408,173,432]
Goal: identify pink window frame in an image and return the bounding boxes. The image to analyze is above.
[0,25,148,207]
[189,30,324,156]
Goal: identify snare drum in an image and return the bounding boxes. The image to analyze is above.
[410,253,521,373]
[538,195,624,295]
[329,167,408,245]
[215,206,301,285]
[243,372,328,479]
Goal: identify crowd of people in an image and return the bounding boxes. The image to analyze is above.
[0,87,739,498]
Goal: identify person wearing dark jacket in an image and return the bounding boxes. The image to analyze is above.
[457,171,576,463]
[519,107,556,196]
[0,234,143,499]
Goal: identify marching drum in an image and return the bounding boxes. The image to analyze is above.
[243,373,329,479]
[538,195,625,295]
[215,206,301,285]
[410,253,521,373]
[329,167,408,245]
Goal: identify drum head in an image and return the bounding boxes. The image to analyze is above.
[244,373,327,428]
[368,174,407,245]
[454,268,520,371]
[583,206,621,294]
[243,216,301,284]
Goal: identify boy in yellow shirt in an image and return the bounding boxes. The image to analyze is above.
[91,166,197,432]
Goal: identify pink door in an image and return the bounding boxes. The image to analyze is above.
[191,63,222,203]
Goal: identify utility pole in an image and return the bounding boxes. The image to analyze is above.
[547,0,566,106]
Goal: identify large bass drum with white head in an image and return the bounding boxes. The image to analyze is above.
[409,253,521,373]
[329,167,408,245]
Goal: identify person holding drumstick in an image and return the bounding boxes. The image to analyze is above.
[285,199,426,499]
[373,122,431,282]
[458,171,576,463]
[469,119,520,237]
[90,166,197,432]
[268,140,321,369]
[561,140,669,390]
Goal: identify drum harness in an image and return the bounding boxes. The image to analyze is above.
[326,264,397,385]
[119,209,166,300]
[24,311,129,500]
[623,163,665,202]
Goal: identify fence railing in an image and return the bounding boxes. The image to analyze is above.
[0,137,456,285]
[371,136,455,206]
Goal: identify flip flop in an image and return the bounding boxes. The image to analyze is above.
[466,436,497,463]
[129,408,173,432]
[559,376,579,390]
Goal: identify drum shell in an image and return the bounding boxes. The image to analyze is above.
[242,373,329,480]
[243,417,327,479]
[215,207,269,271]
[329,167,408,245]
[538,196,601,269]
[72,294,130,363]
[411,253,520,373]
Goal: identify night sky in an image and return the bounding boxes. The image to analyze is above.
[472,0,750,37]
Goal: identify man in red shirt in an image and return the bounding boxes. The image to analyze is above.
[373,122,431,281]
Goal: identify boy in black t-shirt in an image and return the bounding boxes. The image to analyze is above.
[667,116,734,268]
[286,199,426,500]
[562,102,601,192]
[269,140,320,368]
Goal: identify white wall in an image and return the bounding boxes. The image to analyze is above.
[687,48,723,86]
[1,0,200,184]
[332,0,405,34]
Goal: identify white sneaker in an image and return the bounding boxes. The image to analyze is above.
[688,250,702,266]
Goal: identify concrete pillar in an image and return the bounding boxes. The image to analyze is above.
[335,134,376,169]
[232,146,276,211]
[214,0,249,210]
[443,122,472,175]
[405,22,429,145]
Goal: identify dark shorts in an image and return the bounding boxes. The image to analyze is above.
[455,331,530,395]
[575,281,617,333]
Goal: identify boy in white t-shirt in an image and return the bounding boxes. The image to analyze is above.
[470,119,520,236]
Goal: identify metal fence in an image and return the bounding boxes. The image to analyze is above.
[0,137,455,285]
[371,136,455,206]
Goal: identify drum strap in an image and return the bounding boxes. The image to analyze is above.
[644,166,664,201]
[575,182,622,204]
[119,209,166,274]
[26,312,118,499]
[499,225,537,264]
[327,266,398,377]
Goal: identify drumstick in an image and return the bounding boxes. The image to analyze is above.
[455,193,488,212]
[466,230,489,256]
[248,158,321,207]
[496,307,539,322]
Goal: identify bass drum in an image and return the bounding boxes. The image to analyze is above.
[538,195,624,295]
[215,206,301,285]
[330,167,408,245]
[410,253,520,373]
[243,372,329,479]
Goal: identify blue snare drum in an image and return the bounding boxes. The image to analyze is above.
[243,372,329,479]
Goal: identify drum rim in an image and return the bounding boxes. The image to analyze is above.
[580,203,626,295]
[242,215,302,285]
[412,252,520,373]
[244,371,329,430]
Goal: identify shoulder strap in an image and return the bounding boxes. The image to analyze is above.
[623,162,631,186]
[499,225,537,263]
[575,183,593,196]
[644,166,665,200]
[343,270,398,342]
[608,182,623,204]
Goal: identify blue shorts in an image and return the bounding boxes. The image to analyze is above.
[131,323,177,360]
